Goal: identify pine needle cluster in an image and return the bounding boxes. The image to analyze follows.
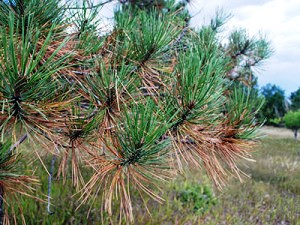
[0,0,272,223]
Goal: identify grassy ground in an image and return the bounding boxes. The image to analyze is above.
[7,127,300,224]
[202,136,300,225]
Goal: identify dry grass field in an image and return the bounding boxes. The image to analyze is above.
[6,126,300,224]
[259,126,295,139]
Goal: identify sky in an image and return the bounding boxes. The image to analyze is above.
[98,0,300,97]
[187,0,300,97]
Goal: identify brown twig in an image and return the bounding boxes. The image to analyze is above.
[9,133,29,154]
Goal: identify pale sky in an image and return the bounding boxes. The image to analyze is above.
[98,0,300,97]
[188,0,300,97]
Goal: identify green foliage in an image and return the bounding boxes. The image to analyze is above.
[68,1,104,54]
[0,14,72,137]
[0,0,65,34]
[113,8,182,64]
[120,0,189,17]
[173,32,225,125]
[284,110,300,130]
[225,85,264,139]
[0,141,14,181]
[79,59,137,113]
[0,0,273,223]
[224,29,273,87]
[118,99,170,167]
[179,183,216,214]
[269,117,283,127]
[290,87,300,111]
[209,9,232,32]
[261,84,286,122]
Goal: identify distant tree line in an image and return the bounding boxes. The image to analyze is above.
[259,84,300,139]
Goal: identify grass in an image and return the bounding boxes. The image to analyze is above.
[202,137,300,225]
[6,133,300,224]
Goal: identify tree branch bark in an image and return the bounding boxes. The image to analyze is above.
[9,133,28,154]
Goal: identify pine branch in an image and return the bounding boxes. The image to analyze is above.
[65,0,115,10]
[173,19,189,48]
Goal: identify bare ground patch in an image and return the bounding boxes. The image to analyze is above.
[258,126,295,139]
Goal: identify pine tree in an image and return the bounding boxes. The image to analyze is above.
[0,0,272,223]
[261,84,286,123]
[290,87,300,111]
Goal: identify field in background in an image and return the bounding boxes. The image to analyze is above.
[202,134,300,224]
[259,126,295,139]
[9,126,300,224]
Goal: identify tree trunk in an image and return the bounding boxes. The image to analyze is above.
[294,129,298,140]
[0,186,4,225]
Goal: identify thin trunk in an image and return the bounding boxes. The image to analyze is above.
[294,129,298,140]
[47,155,57,215]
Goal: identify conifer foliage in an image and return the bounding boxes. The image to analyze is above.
[0,0,271,223]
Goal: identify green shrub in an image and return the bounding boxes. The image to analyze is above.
[284,110,300,128]
[269,117,284,127]
[284,110,300,138]
[179,183,216,215]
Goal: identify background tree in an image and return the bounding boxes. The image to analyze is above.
[0,0,272,223]
[290,87,300,111]
[260,84,287,124]
[284,110,300,139]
